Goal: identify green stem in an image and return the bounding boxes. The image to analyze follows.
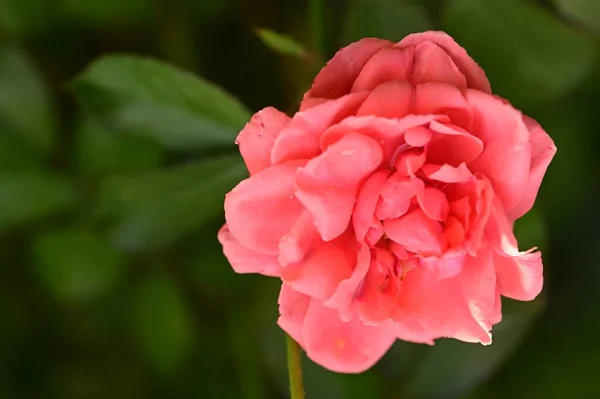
[286,333,305,399]
[308,0,325,57]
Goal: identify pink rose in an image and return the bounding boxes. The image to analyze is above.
[219,31,556,373]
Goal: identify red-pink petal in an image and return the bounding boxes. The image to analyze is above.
[282,242,354,301]
[404,126,432,147]
[397,31,491,93]
[352,47,415,92]
[321,114,446,161]
[236,107,291,175]
[302,298,397,373]
[218,224,281,277]
[506,116,557,221]
[277,284,311,344]
[422,162,472,183]
[412,42,467,89]
[384,208,447,256]
[304,38,393,100]
[353,170,390,241]
[417,186,449,221]
[375,173,423,220]
[414,82,473,130]
[467,90,532,213]
[326,244,371,311]
[428,121,484,166]
[224,160,307,254]
[296,133,383,241]
[271,92,368,164]
[393,147,427,176]
[356,80,414,118]
[278,211,321,267]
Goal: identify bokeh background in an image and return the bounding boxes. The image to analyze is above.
[1,0,599,398]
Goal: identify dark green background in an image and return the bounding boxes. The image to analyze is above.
[1,0,599,398]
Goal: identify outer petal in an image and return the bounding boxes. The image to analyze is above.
[321,114,447,161]
[356,80,414,118]
[271,92,368,164]
[236,107,291,175]
[487,199,543,301]
[414,82,473,130]
[302,298,397,373]
[278,284,311,344]
[282,242,353,301]
[412,42,467,89]
[326,244,371,313]
[506,116,557,221]
[218,224,281,277]
[352,47,415,92]
[303,38,393,101]
[397,31,492,93]
[296,133,383,241]
[278,210,321,266]
[466,90,532,213]
[224,160,307,254]
[428,121,483,166]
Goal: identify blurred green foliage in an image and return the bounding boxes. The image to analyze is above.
[0,0,599,398]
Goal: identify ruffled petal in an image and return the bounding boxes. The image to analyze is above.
[278,211,321,267]
[302,298,397,373]
[384,208,447,256]
[414,82,473,130]
[356,80,414,118]
[466,90,532,213]
[412,42,467,89]
[352,47,416,91]
[304,38,393,100]
[422,162,473,183]
[224,160,307,254]
[277,284,311,344]
[282,242,354,301]
[271,92,368,164]
[353,170,390,241]
[218,224,281,277]
[397,31,491,93]
[506,116,557,221]
[236,107,291,175]
[427,121,484,166]
[296,133,383,241]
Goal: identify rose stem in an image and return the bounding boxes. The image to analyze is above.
[286,333,305,399]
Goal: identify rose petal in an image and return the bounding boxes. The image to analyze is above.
[218,224,281,277]
[277,284,311,344]
[428,120,484,166]
[487,199,543,301]
[296,133,383,241]
[321,114,446,161]
[326,244,371,312]
[414,82,473,130]
[375,173,423,220]
[466,90,532,213]
[352,47,416,92]
[304,38,393,100]
[353,169,390,241]
[416,186,449,221]
[278,211,321,266]
[506,116,557,221]
[404,126,432,147]
[384,208,447,256]
[445,215,465,247]
[225,160,307,254]
[397,31,491,93]
[271,92,368,164]
[302,298,397,373]
[412,42,467,89]
[393,147,427,176]
[282,242,354,301]
[422,162,473,183]
[237,107,291,175]
[356,80,414,118]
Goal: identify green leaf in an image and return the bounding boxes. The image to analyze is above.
[401,298,544,398]
[131,274,194,375]
[255,28,309,59]
[441,0,595,106]
[74,117,164,176]
[0,45,56,154]
[32,229,125,304]
[342,0,432,44]
[0,172,77,230]
[70,55,251,151]
[96,154,247,251]
[0,132,40,170]
[554,0,600,34]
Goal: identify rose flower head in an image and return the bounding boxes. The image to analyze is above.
[218,31,556,373]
